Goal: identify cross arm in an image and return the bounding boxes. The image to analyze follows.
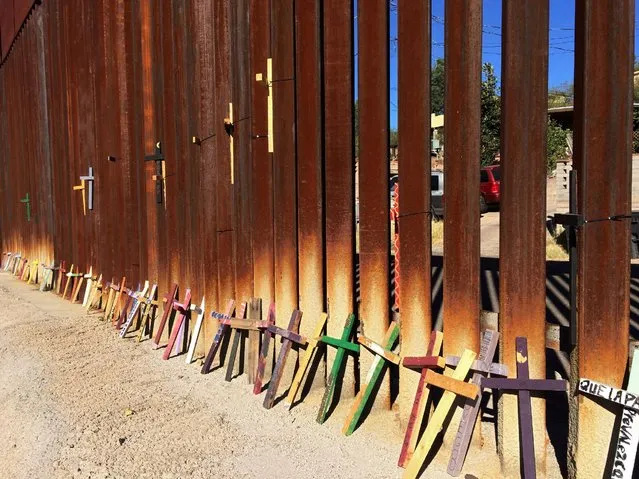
[220,318,268,330]
[482,377,567,392]
[358,335,401,365]
[267,324,308,346]
[425,369,479,400]
[402,355,446,369]
[319,335,360,353]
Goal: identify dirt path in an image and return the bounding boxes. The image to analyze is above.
[0,273,412,479]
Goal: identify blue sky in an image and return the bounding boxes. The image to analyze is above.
[363,0,639,127]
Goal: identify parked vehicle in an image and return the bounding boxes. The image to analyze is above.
[480,165,501,207]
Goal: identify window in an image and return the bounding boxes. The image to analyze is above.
[431,175,440,191]
[492,167,500,181]
[480,170,489,182]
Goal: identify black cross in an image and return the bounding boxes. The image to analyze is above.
[144,141,165,204]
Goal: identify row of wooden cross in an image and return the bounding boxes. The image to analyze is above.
[2,251,638,478]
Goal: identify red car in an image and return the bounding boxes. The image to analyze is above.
[480,165,501,208]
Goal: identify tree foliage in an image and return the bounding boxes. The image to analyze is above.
[431,58,445,115]
[480,63,501,167]
[547,119,569,174]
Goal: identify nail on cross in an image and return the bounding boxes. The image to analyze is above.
[481,337,567,479]
[144,141,165,204]
[579,349,639,479]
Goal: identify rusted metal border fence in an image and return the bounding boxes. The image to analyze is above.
[0,1,635,476]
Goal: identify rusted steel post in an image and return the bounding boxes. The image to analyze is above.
[397,0,432,427]
[499,1,549,475]
[140,2,159,291]
[215,0,235,307]
[443,1,481,356]
[194,0,219,351]
[271,0,298,324]
[231,0,254,304]
[249,0,274,311]
[358,0,391,407]
[295,0,324,385]
[323,0,356,397]
[570,1,634,477]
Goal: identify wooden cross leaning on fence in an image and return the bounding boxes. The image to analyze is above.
[251,303,277,391]
[81,267,97,306]
[184,296,206,364]
[402,348,479,479]
[578,348,639,479]
[401,330,508,476]
[316,313,360,424]
[342,321,400,436]
[150,283,178,349]
[85,274,103,312]
[284,312,329,409]
[222,299,264,382]
[26,260,39,284]
[136,284,160,343]
[480,337,568,479]
[162,288,193,360]
[262,310,308,410]
[2,252,12,271]
[118,281,150,339]
[105,276,127,324]
[39,261,58,292]
[200,299,238,374]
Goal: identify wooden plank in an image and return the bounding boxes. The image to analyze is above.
[403,349,477,479]
[163,289,193,360]
[267,324,307,346]
[151,283,178,349]
[185,297,206,364]
[342,322,400,436]
[225,302,248,381]
[70,271,85,304]
[358,335,401,365]
[254,302,277,394]
[220,318,267,330]
[200,299,236,374]
[118,282,150,338]
[109,277,127,325]
[85,274,103,312]
[448,330,500,476]
[285,312,329,408]
[515,337,536,479]
[482,377,568,392]
[61,264,74,300]
[115,289,135,330]
[578,379,639,414]
[317,313,358,424]
[319,335,360,354]
[246,298,262,384]
[425,370,479,400]
[263,310,304,409]
[402,355,446,370]
[398,331,444,468]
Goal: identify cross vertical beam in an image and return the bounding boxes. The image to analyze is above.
[19,193,31,221]
[144,141,165,204]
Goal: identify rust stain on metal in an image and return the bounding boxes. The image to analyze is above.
[323,0,356,396]
[442,0,481,357]
[397,0,431,426]
[357,0,390,407]
[571,1,633,477]
[499,1,549,476]
[250,0,274,311]
[295,0,324,338]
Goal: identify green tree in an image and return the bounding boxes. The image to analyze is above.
[548,82,574,107]
[480,63,501,166]
[431,58,445,115]
[546,118,569,174]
